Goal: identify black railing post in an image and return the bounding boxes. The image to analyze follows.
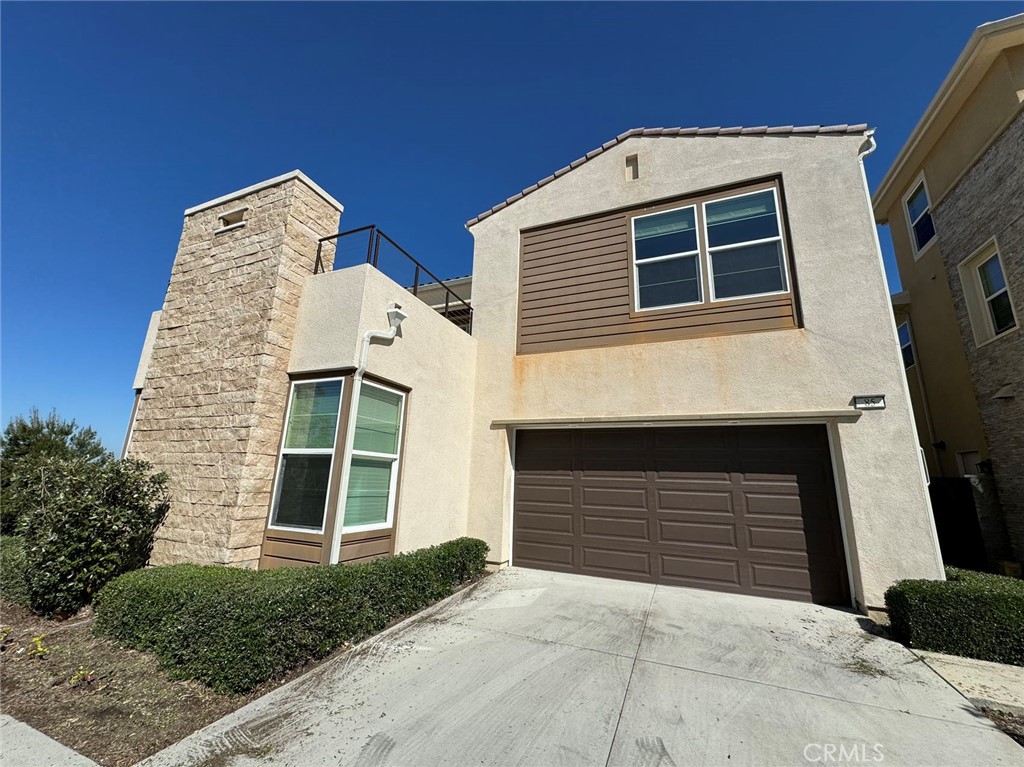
[413,265,420,296]
[444,292,450,317]
[314,241,324,274]
[373,230,381,267]
[364,227,375,264]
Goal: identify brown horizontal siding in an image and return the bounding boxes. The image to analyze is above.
[260,533,324,569]
[340,532,392,563]
[516,180,799,354]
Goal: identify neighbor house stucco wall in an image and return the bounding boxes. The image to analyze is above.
[289,264,478,556]
[467,133,943,608]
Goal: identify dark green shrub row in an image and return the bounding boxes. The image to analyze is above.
[95,537,489,693]
[0,536,30,607]
[885,567,1024,667]
[18,458,169,616]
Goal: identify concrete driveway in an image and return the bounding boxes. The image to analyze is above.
[142,568,1024,767]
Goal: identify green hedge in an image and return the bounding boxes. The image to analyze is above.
[885,567,1024,666]
[95,537,489,693]
[0,536,30,607]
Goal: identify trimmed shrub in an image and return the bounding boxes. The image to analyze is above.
[19,458,170,616]
[0,536,30,607]
[95,537,489,693]
[1,408,109,534]
[885,567,1024,667]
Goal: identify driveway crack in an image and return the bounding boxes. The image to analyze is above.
[604,584,657,767]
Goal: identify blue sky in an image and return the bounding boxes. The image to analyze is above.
[1,2,1016,449]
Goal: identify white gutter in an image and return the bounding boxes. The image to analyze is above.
[328,303,409,564]
[857,131,946,579]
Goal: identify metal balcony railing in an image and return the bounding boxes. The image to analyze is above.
[314,225,472,334]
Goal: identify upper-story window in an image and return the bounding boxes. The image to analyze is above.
[631,186,789,312]
[897,322,915,368]
[957,240,1018,347]
[904,178,935,255]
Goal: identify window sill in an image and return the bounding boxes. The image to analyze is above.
[974,324,1019,350]
[911,237,938,262]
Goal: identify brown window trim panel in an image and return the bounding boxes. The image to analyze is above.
[516,174,803,355]
[259,371,409,570]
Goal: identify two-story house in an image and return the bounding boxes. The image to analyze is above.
[872,13,1024,571]
[125,124,943,613]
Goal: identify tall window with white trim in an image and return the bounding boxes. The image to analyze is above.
[632,206,701,310]
[905,180,935,254]
[978,254,1016,336]
[705,189,787,300]
[897,322,915,368]
[269,378,343,531]
[343,382,405,531]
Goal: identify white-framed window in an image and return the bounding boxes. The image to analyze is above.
[958,240,1018,347]
[629,185,789,312]
[268,377,344,532]
[897,322,915,369]
[705,188,788,301]
[632,205,702,310]
[342,381,406,533]
[903,176,936,256]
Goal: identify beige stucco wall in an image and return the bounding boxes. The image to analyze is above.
[290,264,478,554]
[467,133,943,608]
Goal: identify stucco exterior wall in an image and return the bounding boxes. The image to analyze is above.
[289,264,478,554]
[933,110,1024,560]
[467,134,942,608]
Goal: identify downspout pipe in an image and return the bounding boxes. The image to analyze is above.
[328,303,408,564]
[856,130,946,580]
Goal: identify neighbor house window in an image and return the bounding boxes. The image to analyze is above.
[904,179,935,254]
[978,254,1016,336]
[632,205,702,309]
[342,382,405,531]
[958,241,1018,347]
[629,183,789,312]
[897,322,915,368]
[269,378,344,531]
[705,189,788,300]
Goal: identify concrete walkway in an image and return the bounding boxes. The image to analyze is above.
[140,569,1024,767]
[916,649,1024,715]
[0,714,98,766]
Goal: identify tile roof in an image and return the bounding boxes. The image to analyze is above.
[466,124,870,227]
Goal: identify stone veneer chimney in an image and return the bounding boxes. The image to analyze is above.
[129,172,342,567]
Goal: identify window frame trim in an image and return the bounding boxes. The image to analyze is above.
[630,203,704,312]
[957,237,1019,348]
[703,186,791,304]
[266,376,346,534]
[902,173,936,259]
[896,320,916,369]
[341,379,407,534]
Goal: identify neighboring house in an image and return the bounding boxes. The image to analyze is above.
[125,123,944,612]
[872,13,1024,568]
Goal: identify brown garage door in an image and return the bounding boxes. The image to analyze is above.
[513,425,850,605]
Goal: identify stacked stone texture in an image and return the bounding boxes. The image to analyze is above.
[129,178,340,566]
[933,110,1024,562]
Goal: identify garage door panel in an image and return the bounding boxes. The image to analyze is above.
[513,425,850,606]
[656,488,735,514]
[516,510,575,535]
[659,520,737,548]
[582,514,650,541]
[582,546,652,577]
[580,485,647,510]
[514,539,575,569]
[660,553,741,588]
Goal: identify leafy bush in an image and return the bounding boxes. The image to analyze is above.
[19,458,170,616]
[0,536,30,607]
[95,537,489,693]
[885,567,1024,666]
[1,409,109,534]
